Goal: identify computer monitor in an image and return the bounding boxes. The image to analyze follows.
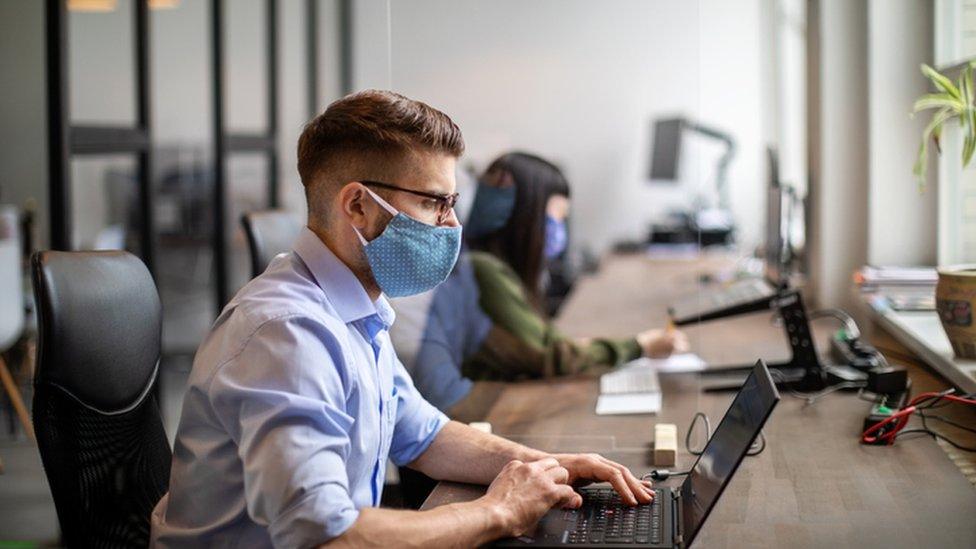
[764,147,787,286]
[649,118,684,181]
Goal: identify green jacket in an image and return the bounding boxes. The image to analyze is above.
[461,251,641,381]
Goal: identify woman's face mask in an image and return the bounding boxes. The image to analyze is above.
[544,215,568,260]
[464,180,516,238]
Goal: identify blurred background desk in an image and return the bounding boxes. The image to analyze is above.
[421,253,976,548]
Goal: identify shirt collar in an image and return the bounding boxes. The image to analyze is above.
[293,227,395,329]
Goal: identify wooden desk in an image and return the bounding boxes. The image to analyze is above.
[421,254,976,547]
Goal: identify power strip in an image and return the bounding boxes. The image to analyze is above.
[860,389,910,445]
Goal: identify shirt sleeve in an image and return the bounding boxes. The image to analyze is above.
[208,315,359,549]
[388,355,449,466]
[470,252,642,376]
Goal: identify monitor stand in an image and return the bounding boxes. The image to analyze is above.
[699,290,829,392]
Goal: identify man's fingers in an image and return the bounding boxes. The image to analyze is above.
[545,466,570,485]
[596,457,652,502]
[620,466,653,503]
[553,484,582,509]
[530,457,561,471]
[603,467,638,506]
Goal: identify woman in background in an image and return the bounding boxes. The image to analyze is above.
[463,151,687,380]
[391,152,687,424]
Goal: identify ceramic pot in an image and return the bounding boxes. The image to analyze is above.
[936,265,976,359]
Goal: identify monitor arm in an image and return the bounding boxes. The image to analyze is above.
[684,121,736,211]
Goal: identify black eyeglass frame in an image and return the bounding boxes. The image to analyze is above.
[359,180,460,223]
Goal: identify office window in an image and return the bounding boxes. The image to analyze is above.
[935,0,976,67]
[936,1,976,263]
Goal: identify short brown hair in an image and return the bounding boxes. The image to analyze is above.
[297,89,465,192]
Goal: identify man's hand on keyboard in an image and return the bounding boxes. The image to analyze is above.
[552,453,655,506]
[483,457,582,538]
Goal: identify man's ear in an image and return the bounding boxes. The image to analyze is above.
[337,182,370,230]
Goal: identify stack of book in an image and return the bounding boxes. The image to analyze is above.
[855,266,938,311]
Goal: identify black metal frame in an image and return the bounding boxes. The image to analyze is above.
[46,0,155,274]
[212,0,280,306]
[307,0,319,118]
[306,0,353,119]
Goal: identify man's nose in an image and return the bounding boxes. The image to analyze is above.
[441,208,461,228]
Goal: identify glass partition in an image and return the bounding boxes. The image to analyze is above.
[151,0,216,356]
[70,154,140,252]
[68,0,138,125]
[225,0,269,133]
[226,152,270,295]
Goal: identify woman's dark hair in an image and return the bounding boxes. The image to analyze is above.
[467,151,571,308]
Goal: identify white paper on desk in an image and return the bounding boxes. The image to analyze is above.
[595,392,662,415]
[625,353,707,373]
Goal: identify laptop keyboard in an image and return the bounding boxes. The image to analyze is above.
[565,488,663,545]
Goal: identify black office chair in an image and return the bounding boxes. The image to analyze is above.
[241,210,303,278]
[31,250,171,548]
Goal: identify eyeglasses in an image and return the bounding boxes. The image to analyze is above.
[361,180,460,225]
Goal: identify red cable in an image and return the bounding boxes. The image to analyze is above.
[861,392,976,446]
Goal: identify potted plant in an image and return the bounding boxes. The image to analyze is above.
[914,62,976,359]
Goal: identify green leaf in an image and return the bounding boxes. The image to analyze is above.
[913,93,963,113]
[964,131,976,168]
[922,63,962,100]
[962,64,975,110]
[914,107,956,184]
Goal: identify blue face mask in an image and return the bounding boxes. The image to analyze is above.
[464,180,516,238]
[355,188,462,298]
[544,215,568,260]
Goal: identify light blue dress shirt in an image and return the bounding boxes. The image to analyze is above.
[151,227,449,548]
[390,251,493,411]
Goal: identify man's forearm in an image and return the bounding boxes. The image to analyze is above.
[408,421,549,485]
[321,500,508,549]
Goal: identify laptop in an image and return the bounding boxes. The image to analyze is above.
[668,148,790,327]
[668,278,780,326]
[495,360,780,548]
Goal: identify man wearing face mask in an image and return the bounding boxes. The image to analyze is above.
[151,91,655,548]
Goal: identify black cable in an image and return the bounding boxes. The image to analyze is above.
[684,411,766,456]
[642,469,690,481]
[895,428,976,453]
[786,381,866,405]
[808,308,861,339]
[685,412,711,456]
[919,413,976,435]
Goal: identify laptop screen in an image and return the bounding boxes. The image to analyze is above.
[680,361,780,545]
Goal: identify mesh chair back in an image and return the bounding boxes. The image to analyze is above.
[32,250,171,548]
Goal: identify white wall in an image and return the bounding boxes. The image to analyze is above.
[867,0,936,266]
[352,0,769,255]
[0,0,48,246]
[809,0,869,309]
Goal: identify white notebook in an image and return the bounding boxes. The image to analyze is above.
[595,392,662,415]
[596,362,662,415]
[594,354,707,415]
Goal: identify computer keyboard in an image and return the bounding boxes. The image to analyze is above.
[600,366,660,395]
[565,488,663,544]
